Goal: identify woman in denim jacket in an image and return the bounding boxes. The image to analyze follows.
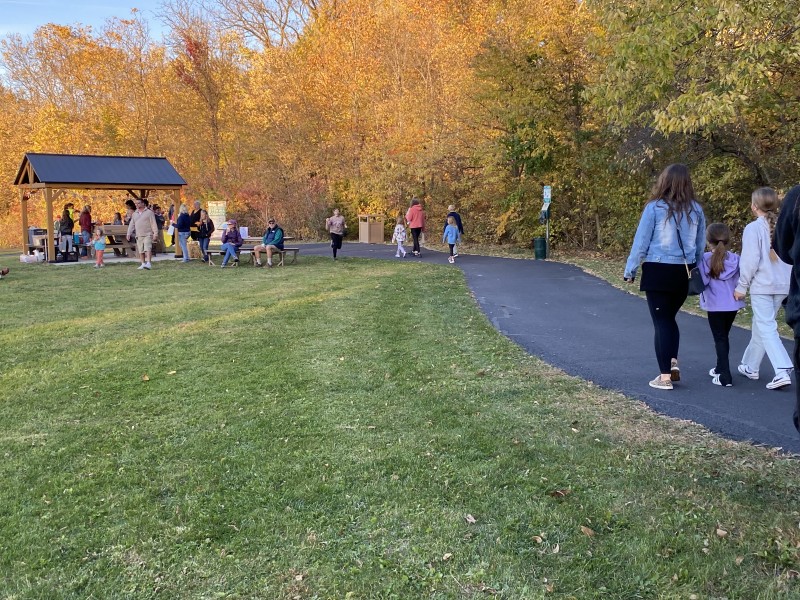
[624,164,706,390]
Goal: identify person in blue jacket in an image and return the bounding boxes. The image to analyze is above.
[443,205,464,257]
[442,216,461,264]
[624,163,706,390]
[254,218,284,267]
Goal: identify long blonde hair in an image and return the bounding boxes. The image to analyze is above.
[751,187,780,261]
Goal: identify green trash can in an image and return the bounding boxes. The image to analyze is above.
[533,237,547,260]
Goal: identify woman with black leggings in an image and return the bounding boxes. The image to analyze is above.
[405,197,426,256]
[623,164,707,390]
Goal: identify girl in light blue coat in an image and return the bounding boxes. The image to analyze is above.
[443,216,461,264]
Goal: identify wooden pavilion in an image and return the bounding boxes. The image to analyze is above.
[14,153,187,262]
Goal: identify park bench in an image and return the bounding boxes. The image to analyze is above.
[206,236,298,266]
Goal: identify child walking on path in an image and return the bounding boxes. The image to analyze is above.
[93,227,106,268]
[698,223,745,386]
[734,187,793,390]
[443,216,461,264]
[391,216,407,258]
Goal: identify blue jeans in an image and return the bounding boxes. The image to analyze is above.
[80,230,90,256]
[178,231,190,261]
[221,243,239,266]
[199,237,210,261]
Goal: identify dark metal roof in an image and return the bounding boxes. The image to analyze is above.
[14,153,187,187]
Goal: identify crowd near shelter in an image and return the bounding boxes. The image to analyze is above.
[14,153,186,262]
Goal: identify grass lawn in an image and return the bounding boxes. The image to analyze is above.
[0,254,799,599]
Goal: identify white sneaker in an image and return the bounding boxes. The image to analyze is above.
[737,364,759,380]
[708,368,718,377]
[448,256,455,263]
[712,373,732,387]
[395,253,400,258]
[137,264,146,270]
[144,262,152,270]
[766,372,792,390]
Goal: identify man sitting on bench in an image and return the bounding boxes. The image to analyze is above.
[253,218,284,267]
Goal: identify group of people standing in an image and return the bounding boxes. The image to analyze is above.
[625,163,800,434]
[386,198,464,263]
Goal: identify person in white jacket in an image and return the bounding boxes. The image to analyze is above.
[734,187,793,389]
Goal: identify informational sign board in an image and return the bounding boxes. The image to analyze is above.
[543,185,552,206]
[207,201,226,240]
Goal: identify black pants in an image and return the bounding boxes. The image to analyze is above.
[411,228,422,253]
[448,243,455,256]
[792,339,800,432]
[708,311,738,385]
[330,233,342,257]
[645,289,688,374]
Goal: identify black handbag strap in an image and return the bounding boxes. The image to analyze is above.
[672,214,692,279]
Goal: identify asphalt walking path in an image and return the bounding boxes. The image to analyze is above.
[302,242,800,454]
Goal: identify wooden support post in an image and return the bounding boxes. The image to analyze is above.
[172,189,182,258]
[44,187,55,263]
[20,189,29,254]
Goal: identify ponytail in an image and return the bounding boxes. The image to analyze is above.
[752,187,780,262]
[705,222,732,279]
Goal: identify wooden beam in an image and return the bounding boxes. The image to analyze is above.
[172,189,181,258]
[44,187,55,263]
[20,189,29,254]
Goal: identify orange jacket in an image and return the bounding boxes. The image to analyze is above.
[405,204,426,230]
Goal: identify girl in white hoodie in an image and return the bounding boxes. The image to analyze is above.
[734,187,793,389]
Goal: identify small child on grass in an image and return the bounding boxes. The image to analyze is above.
[93,227,106,268]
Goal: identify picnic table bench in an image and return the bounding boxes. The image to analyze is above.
[101,224,138,256]
[206,236,299,266]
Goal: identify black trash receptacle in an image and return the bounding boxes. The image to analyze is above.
[533,237,547,260]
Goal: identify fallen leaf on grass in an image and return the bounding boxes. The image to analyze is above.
[167,370,177,375]
[580,526,596,537]
[464,514,477,524]
[141,374,149,381]
[735,556,744,565]
[442,553,452,561]
[532,535,543,544]
[715,528,728,538]
[552,543,560,554]
[545,583,554,593]
[548,489,571,499]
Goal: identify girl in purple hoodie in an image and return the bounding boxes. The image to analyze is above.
[699,223,746,386]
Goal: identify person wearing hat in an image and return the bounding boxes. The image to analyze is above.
[220,219,243,267]
[253,218,284,267]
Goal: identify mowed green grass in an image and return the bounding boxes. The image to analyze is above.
[0,255,798,599]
